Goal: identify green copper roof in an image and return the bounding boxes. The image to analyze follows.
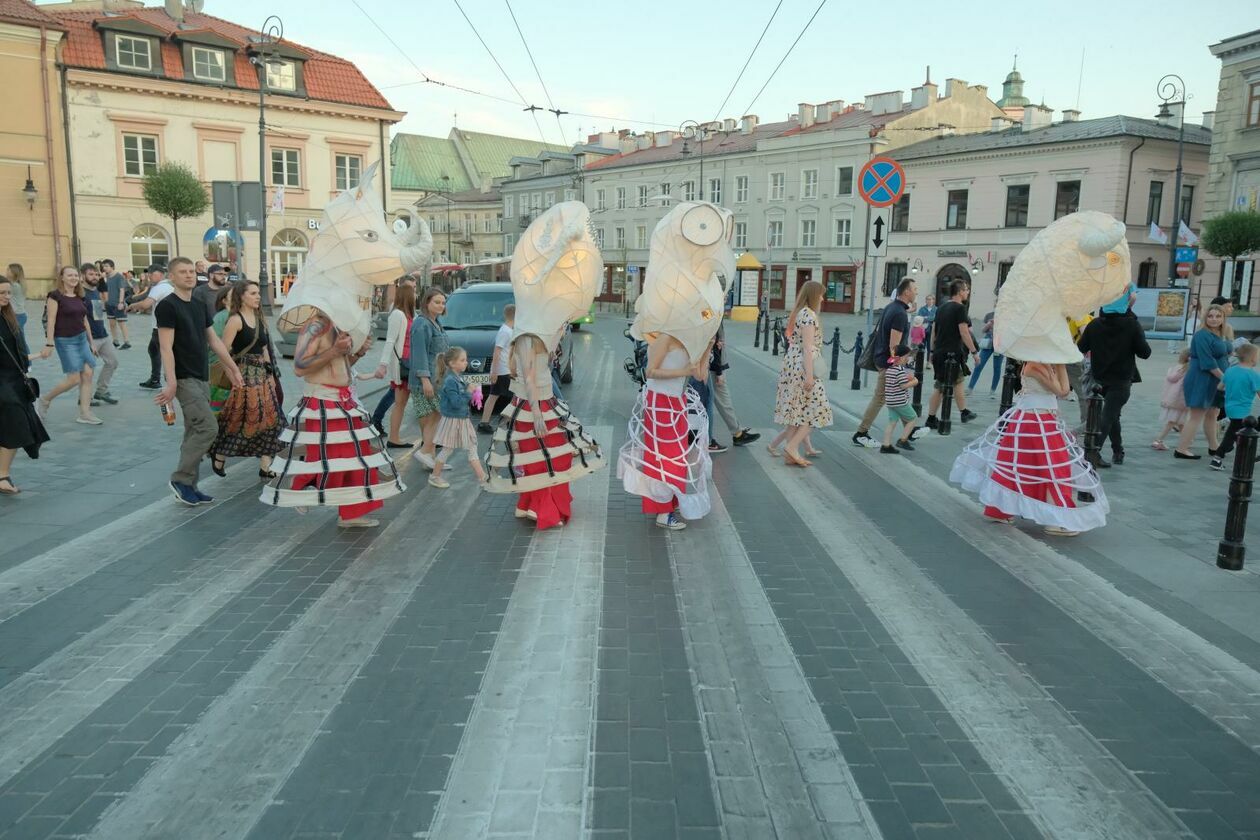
[454,130,568,183]
[390,134,472,193]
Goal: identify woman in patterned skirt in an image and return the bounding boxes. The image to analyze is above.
[209,282,285,478]
[772,280,833,466]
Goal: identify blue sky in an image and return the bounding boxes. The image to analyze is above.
[71,0,1256,141]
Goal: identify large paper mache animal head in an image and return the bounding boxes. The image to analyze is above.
[631,201,734,364]
[510,201,602,353]
[993,210,1131,363]
[278,161,433,349]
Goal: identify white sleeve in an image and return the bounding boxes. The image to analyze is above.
[379,310,403,367]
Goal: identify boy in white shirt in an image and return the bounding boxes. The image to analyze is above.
[478,304,515,433]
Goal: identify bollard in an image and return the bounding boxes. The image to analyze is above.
[850,331,863,391]
[829,327,841,381]
[1078,385,1105,502]
[1218,418,1258,571]
[911,344,926,416]
[772,318,782,356]
[762,311,771,352]
[998,356,1021,417]
[937,352,958,436]
[754,311,762,349]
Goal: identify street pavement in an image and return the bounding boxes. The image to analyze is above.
[0,312,1258,839]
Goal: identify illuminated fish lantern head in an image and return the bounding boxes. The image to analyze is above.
[510,200,603,353]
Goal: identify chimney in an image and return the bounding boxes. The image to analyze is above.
[1061,109,1081,122]
[1202,111,1215,132]
[814,103,831,123]
[740,114,759,134]
[656,130,675,147]
[990,116,1011,131]
[943,78,967,98]
[164,0,184,21]
[828,99,846,113]
[702,120,722,134]
[723,118,736,131]
[1022,103,1053,131]
[636,132,654,151]
[798,103,815,128]
[864,91,904,116]
[910,85,931,110]
[618,135,637,154]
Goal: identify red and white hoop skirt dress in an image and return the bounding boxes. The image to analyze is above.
[949,376,1107,531]
[618,347,713,520]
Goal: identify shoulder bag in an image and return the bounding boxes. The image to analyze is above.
[0,328,39,402]
[209,317,262,390]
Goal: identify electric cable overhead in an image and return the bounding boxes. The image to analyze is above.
[503,0,568,146]
[738,0,828,120]
[451,0,550,146]
[710,0,783,124]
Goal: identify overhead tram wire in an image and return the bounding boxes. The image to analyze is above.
[451,0,551,146]
[737,0,828,120]
[503,0,568,146]
[710,0,783,124]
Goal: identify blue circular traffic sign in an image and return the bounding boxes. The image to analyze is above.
[858,157,906,208]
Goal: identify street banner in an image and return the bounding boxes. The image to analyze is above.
[1132,287,1189,340]
[1178,220,1199,246]
[1148,222,1168,244]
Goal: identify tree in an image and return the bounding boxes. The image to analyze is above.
[142,163,209,255]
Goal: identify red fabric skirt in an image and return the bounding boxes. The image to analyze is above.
[293,396,383,521]
[982,409,1077,519]
[510,396,573,529]
[640,390,688,515]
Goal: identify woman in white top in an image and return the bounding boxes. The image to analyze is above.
[372,282,415,448]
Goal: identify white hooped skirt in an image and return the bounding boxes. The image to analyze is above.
[618,385,712,520]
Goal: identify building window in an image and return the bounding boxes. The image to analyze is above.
[1146,181,1163,225]
[266,60,296,92]
[769,172,785,201]
[564,188,576,201]
[734,221,748,249]
[544,191,555,208]
[1179,184,1195,226]
[190,46,226,82]
[946,189,968,229]
[660,182,671,198]
[708,178,721,204]
[883,261,907,297]
[334,154,361,191]
[271,148,300,187]
[802,169,818,200]
[735,175,748,203]
[616,187,626,210]
[1249,82,1260,127]
[1004,184,1030,227]
[503,197,513,219]
[130,223,169,271]
[1136,260,1159,288]
[518,195,526,216]
[593,228,604,248]
[122,133,159,177]
[682,181,696,201]
[767,220,784,248]
[505,233,514,250]
[637,185,648,207]
[1054,180,1080,219]
[270,228,308,289]
[835,166,853,196]
[115,34,152,71]
[635,225,647,249]
[996,260,1014,293]
[462,213,473,235]
[834,217,851,247]
[614,227,625,249]
[800,219,816,247]
[595,189,606,211]
[891,194,910,232]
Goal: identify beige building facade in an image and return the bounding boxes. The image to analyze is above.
[414,187,505,266]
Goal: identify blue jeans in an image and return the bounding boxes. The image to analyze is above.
[551,368,564,401]
[968,347,1003,392]
[371,386,395,428]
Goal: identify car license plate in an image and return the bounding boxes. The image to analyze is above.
[464,373,491,385]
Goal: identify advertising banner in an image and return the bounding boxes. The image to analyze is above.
[1132,287,1189,340]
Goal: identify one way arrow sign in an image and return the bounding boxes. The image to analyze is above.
[870,212,888,257]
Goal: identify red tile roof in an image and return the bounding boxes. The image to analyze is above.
[0,0,64,29]
[584,119,798,172]
[48,6,394,113]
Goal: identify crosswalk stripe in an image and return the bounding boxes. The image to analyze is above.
[0,506,329,785]
[427,427,611,839]
[752,442,1187,839]
[87,458,475,839]
[665,485,882,838]
[828,430,1260,753]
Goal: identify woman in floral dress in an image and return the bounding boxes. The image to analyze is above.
[773,280,832,466]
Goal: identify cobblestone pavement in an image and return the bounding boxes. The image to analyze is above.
[0,314,1258,839]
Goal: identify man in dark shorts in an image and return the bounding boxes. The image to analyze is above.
[853,278,916,448]
[925,280,980,429]
[102,258,131,349]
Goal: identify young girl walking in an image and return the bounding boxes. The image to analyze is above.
[1151,348,1190,451]
[423,346,486,489]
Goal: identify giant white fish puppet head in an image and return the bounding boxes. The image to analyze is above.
[510,200,603,353]
[278,161,433,349]
[993,210,1131,363]
[631,201,734,364]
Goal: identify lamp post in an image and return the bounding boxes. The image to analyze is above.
[22,166,37,209]
[679,120,705,199]
[439,174,453,263]
[248,15,283,309]
[970,258,985,276]
[910,258,924,275]
[1157,74,1187,286]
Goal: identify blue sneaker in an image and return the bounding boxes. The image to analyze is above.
[170,481,200,507]
[193,488,214,505]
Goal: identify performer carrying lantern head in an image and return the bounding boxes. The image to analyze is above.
[619,201,734,530]
[950,210,1131,536]
[261,162,433,528]
[483,200,605,530]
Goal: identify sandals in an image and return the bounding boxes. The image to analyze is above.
[767,443,784,457]
[258,469,277,480]
[784,451,813,468]
[804,447,823,457]
[1150,440,1168,451]
[211,456,227,477]
[0,476,18,495]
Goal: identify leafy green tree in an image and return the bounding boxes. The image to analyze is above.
[141,163,209,254]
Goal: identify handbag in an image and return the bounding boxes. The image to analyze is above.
[209,317,262,390]
[857,335,878,372]
[0,328,39,402]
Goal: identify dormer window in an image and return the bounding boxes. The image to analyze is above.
[115,34,152,71]
[266,60,296,92]
[191,46,226,82]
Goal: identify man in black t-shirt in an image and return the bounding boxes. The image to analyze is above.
[154,257,243,507]
[853,278,916,448]
[925,280,980,429]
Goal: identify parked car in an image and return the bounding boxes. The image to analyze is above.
[441,283,575,386]
[572,302,595,330]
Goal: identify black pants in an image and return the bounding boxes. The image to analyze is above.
[147,328,161,382]
[1217,418,1246,460]
[1097,381,1132,455]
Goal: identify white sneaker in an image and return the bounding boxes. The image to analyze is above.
[428,475,450,489]
[76,414,104,426]
[337,517,379,528]
[515,508,538,520]
[1043,526,1080,537]
[36,398,49,420]
[656,513,686,530]
[412,450,436,470]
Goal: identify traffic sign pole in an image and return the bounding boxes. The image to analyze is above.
[857,156,907,386]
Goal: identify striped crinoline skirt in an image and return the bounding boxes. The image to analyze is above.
[482,395,605,496]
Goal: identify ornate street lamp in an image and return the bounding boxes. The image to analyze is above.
[1157,74,1187,286]
[22,166,37,209]
[970,258,985,276]
[679,120,706,200]
[248,15,284,308]
[910,258,924,274]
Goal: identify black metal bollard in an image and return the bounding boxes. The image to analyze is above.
[762,311,771,352]
[850,331,863,390]
[937,352,958,436]
[754,311,763,349]
[998,357,1021,417]
[829,327,841,381]
[911,344,926,417]
[1218,418,1258,571]
[772,318,782,356]
[1078,385,1105,502]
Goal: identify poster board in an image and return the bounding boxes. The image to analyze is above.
[738,269,760,307]
[1133,287,1189,340]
